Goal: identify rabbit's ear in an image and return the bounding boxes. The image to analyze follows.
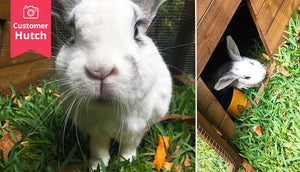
[132,0,166,29]
[214,72,239,91]
[226,35,242,61]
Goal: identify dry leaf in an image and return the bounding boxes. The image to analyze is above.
[246,101,252,108]
[296,26,300,36]
[53,93,60,97]
[241,122,246,131]
[253,125,262,136]
[24,95,31,100]
[278,93,283,99]
[279,66,291,77]
[166,145,180,162]
[184,155,191,168]
[296,58,300,67]
[17,100,23,108]
[153,136,170,170]
[283,111,287,120]
[0,129,22,162]
[163,162,173,171]
[262,53,270,61]
[36,87,43,94]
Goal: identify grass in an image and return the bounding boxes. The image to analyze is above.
[232,12,300,171]
[196,135,228,171]
[0,75,195,171]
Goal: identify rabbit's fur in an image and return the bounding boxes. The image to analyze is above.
[214,36,266,91]
[53,0,171,169]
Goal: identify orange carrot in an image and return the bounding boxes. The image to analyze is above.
[153,136,170,170]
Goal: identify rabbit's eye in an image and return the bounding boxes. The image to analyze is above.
[244,76,251,79]
[134,26,138,38]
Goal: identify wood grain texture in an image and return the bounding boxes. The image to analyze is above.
[197,78,238,139]
[248,0,265,15]
[265,0,300,55]
[0,0,10,20]
[0,58,54,96]
[248,0,300,57]
[256,0,284,35]
[197,0,241,78]
[197,111,242,172]
[197,0,213,25]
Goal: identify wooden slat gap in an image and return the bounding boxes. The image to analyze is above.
[264,0,285,36]
[197,0,215,27]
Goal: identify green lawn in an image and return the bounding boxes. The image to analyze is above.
[0,76,195,171]
[232,13,300,171]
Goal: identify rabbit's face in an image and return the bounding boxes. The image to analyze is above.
[232,58,266,88]
[56,0,159,103]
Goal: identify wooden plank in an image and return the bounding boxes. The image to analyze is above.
[247,0,272,57]
[0,0,10,20]
[248,0,265,15]
[256,0,284,35]
[266,0,300,55]
[0,21,12,67]
[0,21,4,58]
[197,0,213,25]
[0,21,45,68]
[197,0,241,78]
[197,78,238,139]
[197,111,242,171]
[0,58,54,96]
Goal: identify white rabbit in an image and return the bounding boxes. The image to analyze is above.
[53,0,171,170]
[214,36,266,91]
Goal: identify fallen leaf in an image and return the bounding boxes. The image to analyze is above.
[153,136,170,170]
[2,122,10,135]
[17,100,23,108]
[24,95,31,100]
[241,122,246,131]
[279,66,291,77]
[296,26,300,36]
[184,155,191,168]
[163,162,173,171]
[283,111,287,120]
[262,53,270,61]
[0,129,22,162]
[53,93,60,97]
[36,87,43,94]
[296,58,300,67]
[278,93,283,99]
[246,101,252,108]
[166,145,180,162]
[253,125,262,136]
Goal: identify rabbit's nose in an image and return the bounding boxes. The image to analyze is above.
[85,65,116,80]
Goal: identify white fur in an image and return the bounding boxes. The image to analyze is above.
[55,0,171,170]
[214,36,266,91]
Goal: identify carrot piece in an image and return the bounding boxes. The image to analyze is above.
[153,136,170,170]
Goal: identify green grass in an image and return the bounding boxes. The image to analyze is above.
[196,135,228,171]
[0,75,195,171]
[232,12,300,171]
